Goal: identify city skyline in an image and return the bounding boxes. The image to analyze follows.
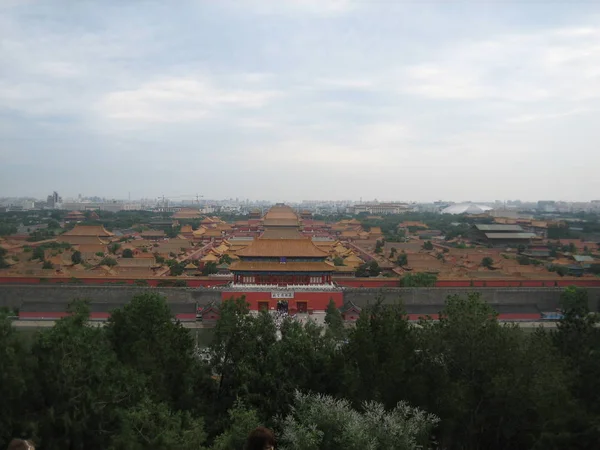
[2,1,600,201]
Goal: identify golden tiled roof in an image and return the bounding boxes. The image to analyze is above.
[235,238,328,257]
[230,261,334,272]
[61,225,113,237]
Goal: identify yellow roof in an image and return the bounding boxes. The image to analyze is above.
[201,253,219,262]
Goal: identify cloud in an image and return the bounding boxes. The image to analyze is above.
[401,26,600,103]
[1,1,600,201]
[96,77,279,123]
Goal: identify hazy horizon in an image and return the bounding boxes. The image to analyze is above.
[2,1,600,202]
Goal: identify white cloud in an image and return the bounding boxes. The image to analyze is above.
[96,77,279,122]
[230,0,355,15]
[401,26,600,103]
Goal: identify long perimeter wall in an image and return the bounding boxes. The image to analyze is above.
[1,285,599,313]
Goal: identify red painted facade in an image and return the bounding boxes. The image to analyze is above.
[221,290,344,311]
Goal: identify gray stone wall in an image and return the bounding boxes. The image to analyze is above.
[0,285,221,309]
[1,285,599,313]
[343,287,600,311]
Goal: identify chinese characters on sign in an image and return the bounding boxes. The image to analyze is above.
[271,291,295,299]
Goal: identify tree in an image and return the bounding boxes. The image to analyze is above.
[396,253,408,267]
[105,293,209,411]
[368,260,381,277]
[278,391,439,450]
[219,254,232,265]
[99,257,117,267]
[481,256,494,269]
[47,219,61,229]
[423,241,434,251]
[202,261,218,276]
[108,243,121,254]
[109,398,207,450]
[32,301,141,449]
[418,293,572,449]
[32,246,45,261]
[42,260,54,269]
[71,250,82,265]
[122,248,134,258]
[400,273,437,287]
[568,242,577,254]
[332,256,344,266]
[355,263,370,278]
[211,401,260,450]
[324,298,344,338]
[0,247,9,269]
[374,240,383,254]
[170,263,184,276]
[0,310,32,445]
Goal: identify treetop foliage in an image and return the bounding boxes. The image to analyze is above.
[2,287,600,449]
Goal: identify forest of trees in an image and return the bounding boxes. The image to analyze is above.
[1,287,600,449]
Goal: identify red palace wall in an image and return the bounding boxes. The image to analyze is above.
[221,291,344,311]
[18,311,196,321]
[336,278,600,289]
[2,276,600,289]
[0,276,229,288]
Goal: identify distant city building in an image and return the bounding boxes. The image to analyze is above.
[350,202,410,215]
[441,203,493,215]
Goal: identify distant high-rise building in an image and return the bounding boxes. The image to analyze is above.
[46,191,61,207]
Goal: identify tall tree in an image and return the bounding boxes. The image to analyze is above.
[324,299,344,339]
[105,293,207,412]
[32,301,141,450]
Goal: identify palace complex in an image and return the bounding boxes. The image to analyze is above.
[229,205,334,287]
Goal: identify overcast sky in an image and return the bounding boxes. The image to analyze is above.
[1,0,600,203]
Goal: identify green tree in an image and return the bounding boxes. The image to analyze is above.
[368,260,381,277]
[389,247,397,258]
[71,250,82,265]
[170,263,184,276]
[355,263,370,277]
[396,252,408,267]
[108,243,121,254]
[122,248,134,258]
[0,310,33,446]
[374,240,383,254]
[219,254,232,265]
[423,241,434,250]
[104,293,209,411]
[400,273,437,287]
[32,301,142,449]
[332,256,344,266]
[211,401,260,450]
[32,246,45,261]
[324,298,344,338]
[202,261,218,276]
[0,247,9,269]
[418,293,571,449]
[481,256,493,269]
[42,260,54,269]
[108,398,207,450]
[46,219,60,229]
[99,257,117,267]
[278,391,439,450]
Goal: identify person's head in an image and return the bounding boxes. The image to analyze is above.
[244,426,276,450]
[7,439,35,450]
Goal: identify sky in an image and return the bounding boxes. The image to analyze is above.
[1,0,600,203]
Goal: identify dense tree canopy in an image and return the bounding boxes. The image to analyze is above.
[2,288,600,449]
